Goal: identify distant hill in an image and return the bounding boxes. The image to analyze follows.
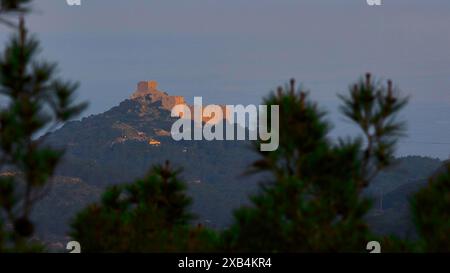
[32,176,102,247]
[367,156,442,195]
[29,85,444,246]
[36,90,260,245]
[365,156,443,239]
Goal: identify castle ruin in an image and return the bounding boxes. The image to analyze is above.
[131,80,185,110]
[130,81,231,123]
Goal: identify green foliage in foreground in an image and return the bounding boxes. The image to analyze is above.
[0,0,86,252]
[70,161,219,252]
[222,76,408,252]
[411,163,450,252]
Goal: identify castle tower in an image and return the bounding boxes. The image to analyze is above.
[131,80,186,111]
[131,80,161,99]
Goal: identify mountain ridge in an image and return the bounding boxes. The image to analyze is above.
[24,83,444,249]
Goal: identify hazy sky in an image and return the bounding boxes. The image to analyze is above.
[1,0,450,158]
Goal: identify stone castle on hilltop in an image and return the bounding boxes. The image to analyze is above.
[131,80,186,110]
[130,80,231,123]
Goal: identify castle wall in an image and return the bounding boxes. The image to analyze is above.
[162,96,185,110]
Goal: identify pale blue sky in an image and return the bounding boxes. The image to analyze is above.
[1,0,450,158]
